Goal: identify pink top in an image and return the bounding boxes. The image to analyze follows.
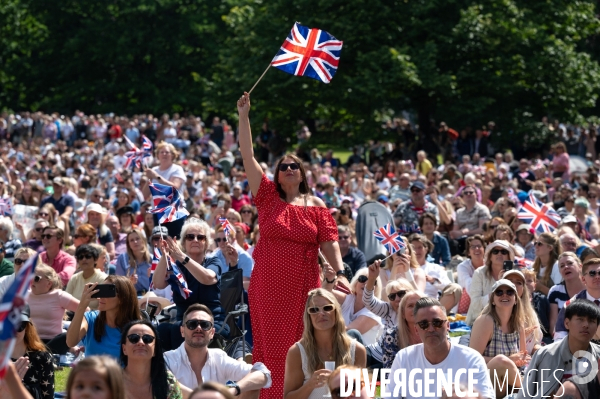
[41,250,76,287]
[28,290,80,339]
[553,152,570,182]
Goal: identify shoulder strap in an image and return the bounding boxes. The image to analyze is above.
[296,342,311,379]
[350,339,356,364]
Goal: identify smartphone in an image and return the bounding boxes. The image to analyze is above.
[503,260,514,271]
[147,303,158,319]
[91,284,117,298]
[217,200,225,208]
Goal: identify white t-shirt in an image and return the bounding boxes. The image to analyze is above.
[420,262,451,299]
[539,261,562,286]
[386,343,494,399]
[341,294,383,346]
[153,164,186,185]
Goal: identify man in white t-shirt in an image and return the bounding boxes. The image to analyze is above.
[386,298,494,399]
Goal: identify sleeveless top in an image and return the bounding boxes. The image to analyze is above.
[297,340,356,399]
[483,321,520,358]
[340,295,383,346]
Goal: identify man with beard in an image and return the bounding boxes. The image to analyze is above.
[164,304,271,397]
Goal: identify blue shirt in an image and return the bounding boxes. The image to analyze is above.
[208,246,253,278]
[83,311,122,359]
[41,194,75,215]
[115,253,151,293]
[428,233,451,267]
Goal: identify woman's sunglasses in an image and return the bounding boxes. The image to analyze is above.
[416,318,446,330]
[185,319,214,331]
[17,322,29,333]
[494,289,516,297]
[278,162,300,172]
[388,290,407,301]
[491,249,509,255]
[14,258,29,266]
[127,333,156,345]
[33,275,45,283]
[185,234,206,242]
[356,275,375,285]
[534,241,546,247]
[76,254,94,261]
[307,304,335,314]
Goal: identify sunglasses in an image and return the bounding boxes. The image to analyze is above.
[127,333,156,345]
[338,236,351,240]
[534,241,546,247]
[41,234,55,240]
[18,322,28,333]
[241,210,252,214]
[491,249,509,255]
[388,290,407,301]
[494,289,516,297]
[214,237,230,244]
[185,234,207,242]
[416,318,446,330]
[586,270,600,277]
[38,212,49,217]
[279,162,300,172]
[357,275,369,284]
[76,254,94,261]
[463,191,476,196]
[14,258,28,266]
[185,319,214,331]
[33,275,45,283]
[35,227,44,232]
[307,304,335,314]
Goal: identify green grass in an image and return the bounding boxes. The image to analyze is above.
[449,331,468,338]
[55,367,70,393]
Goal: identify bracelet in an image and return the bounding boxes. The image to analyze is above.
[325,277,337,284]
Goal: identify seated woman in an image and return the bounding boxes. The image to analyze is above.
[469,279,531,398]
[548,251,584,337]
[378,236,426,296]
[325,268,383,346]
[152,217,228,352]
[115,229,152,295]
[10,305,55,399]
[466,240,517,325]
[0,247,36,298]
[379,290,427,368]
[29,263,80,354]
[419,212,451,266]
[456,235,485,314]
[283,288,366,399]
[65,223,98,256]
[66,244,108,310]
[120,320,189,399]
[409,234,462,313]
[66,275,141,359]
[501,269,544,354]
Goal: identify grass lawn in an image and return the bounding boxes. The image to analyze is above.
[55,367,70,394]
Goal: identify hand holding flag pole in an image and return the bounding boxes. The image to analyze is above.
[247,22,343,93]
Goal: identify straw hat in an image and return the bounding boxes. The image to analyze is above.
[140,292,172,312]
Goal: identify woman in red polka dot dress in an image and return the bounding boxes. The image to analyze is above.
[237,92,349,398]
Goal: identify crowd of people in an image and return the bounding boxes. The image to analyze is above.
[2,95,600,399]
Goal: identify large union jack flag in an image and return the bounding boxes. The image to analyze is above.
[271,23,343,83]
[148,183,189,224]
[0,252,38,378]
[517,193,561,233]
[373,223,406,255]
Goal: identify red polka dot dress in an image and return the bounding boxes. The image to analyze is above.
[249,175,338,399]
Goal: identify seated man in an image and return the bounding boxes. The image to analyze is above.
[164,304,271,398]
[387,298,494,398]
[518,299,600,399]
[554,258,600,343]
[40,225,76,287]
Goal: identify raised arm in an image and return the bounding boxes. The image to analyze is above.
[237,92,264,196]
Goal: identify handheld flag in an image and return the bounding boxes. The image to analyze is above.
[150,246,191,298]
[219,217,235,236]
[271,22,343,83]
[148,183,189,224]
[123,135,153,170]
[517,193,560,233]
[0,197,13,217]
[0,253,38,378]
[373,223,406,256]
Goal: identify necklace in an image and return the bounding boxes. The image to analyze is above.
[318,351,334,362]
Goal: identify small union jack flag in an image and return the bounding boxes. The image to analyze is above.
[373,223,406,255]
[0,197,13,217]
[149,246,162,290]
[168,260,192,299]
[123,135,152,170]
[517,193,561,233]
[0,252,39,378]
[219,217,235,236]
[271,22,343,83]
[148,183,189,224]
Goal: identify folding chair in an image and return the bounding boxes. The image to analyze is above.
[213,267,249,358]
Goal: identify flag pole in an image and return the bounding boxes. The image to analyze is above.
[248,64,271,94]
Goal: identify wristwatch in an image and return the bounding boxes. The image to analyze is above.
[226,381,241,396]
[182,256,190,266]
[336,270,346,277]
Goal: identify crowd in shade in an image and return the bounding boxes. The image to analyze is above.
[2,100,600,399]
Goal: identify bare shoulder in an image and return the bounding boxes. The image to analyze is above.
[473,314,494,330]
[308,195,327,208]
[287,343,301,360]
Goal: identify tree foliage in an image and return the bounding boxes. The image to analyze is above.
[2,0,600,148]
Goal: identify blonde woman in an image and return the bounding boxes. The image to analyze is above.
[115,229,152,295]
[283,289,366,399]
[547,252,584,336]
[144,141,185,192]
[532,232,562,295]
[85,203,115,260]
[470,279,530,398]
[379,290,427,368]
[379,236,426,295]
